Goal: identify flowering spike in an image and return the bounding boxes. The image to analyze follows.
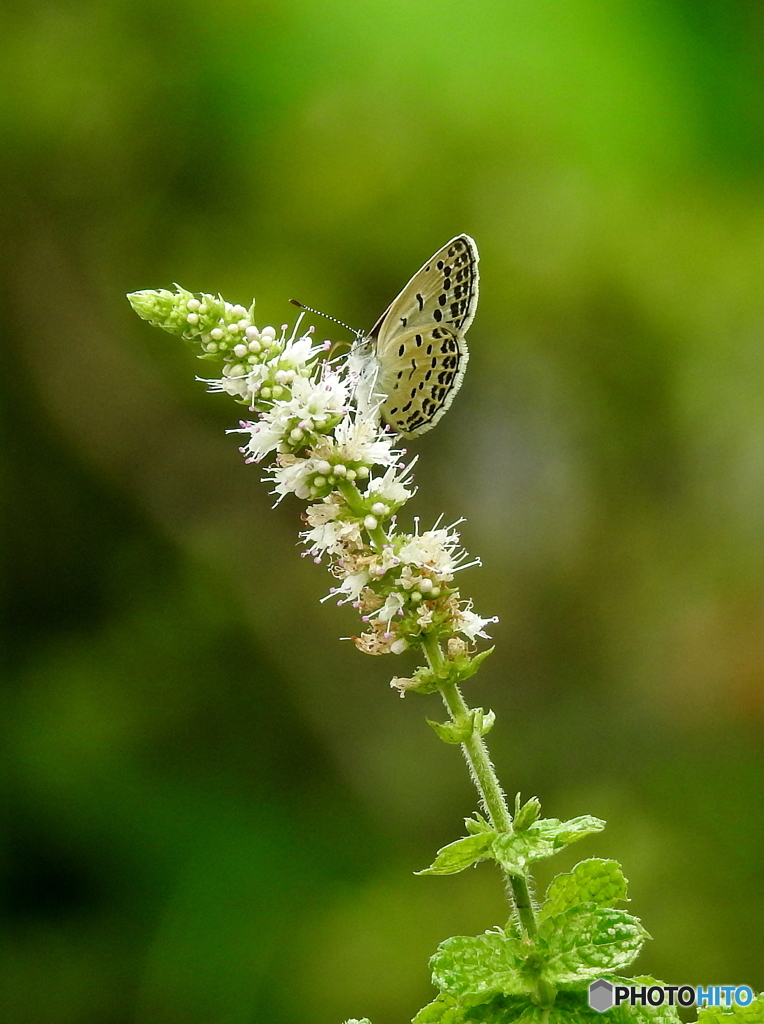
[127,283,496,676]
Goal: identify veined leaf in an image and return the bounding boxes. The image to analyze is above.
[537,907,648,984]
[695,992,764,1023]
[417,832,497,876]
[541,859,628,920]
[493,816,605,873]
[430,931,530,1004]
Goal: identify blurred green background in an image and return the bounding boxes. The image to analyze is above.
[2,1,764,1022]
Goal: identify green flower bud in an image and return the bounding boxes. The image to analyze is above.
[128,286,234,353]
[128,287,194,334]
[513,794,542,831]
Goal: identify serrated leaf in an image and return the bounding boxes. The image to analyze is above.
[430,932,530,1004]
[412,993,534,1024]
[695,992,764,1023]
[537,907,648,984]
[542,987,682,1024]
[548,990,616,1023]
[612,1006,684,1022]
[417,832,497,876]
[616,1008,684,1024]
[541,860,628,920]
[412,995,461,1024]
[493,817,605,873]
[602,977,684,1024]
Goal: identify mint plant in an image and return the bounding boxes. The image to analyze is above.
[128,286,762,1024]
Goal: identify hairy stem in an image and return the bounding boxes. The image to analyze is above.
[422,634,537,939]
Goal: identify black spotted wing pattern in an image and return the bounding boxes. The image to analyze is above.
[365,235,479,437]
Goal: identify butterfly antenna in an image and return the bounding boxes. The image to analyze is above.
[290,298,363,340]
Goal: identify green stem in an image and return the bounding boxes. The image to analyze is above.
[335,478,388,551]
[422,634,537,939]
[367,524,388,551]
[334,478,538,936]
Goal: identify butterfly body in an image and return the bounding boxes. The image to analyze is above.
[352,235,479,437]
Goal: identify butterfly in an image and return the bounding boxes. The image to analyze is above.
[351,235,479,437]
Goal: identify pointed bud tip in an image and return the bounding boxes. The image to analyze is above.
[514,794,542,831]
[126,290,159,318]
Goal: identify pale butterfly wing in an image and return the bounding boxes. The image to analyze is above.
[354,235,479,437]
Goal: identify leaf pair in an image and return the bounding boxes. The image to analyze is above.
[417,815,606,877]
[429,901,647,1004]
[420,860,649,1020]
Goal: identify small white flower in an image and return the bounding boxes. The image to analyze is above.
[416,605,435,630]
[334,568,370,602]
[290,369,351,427]
[370,590,406,625]
[366,544,399,579]
[234,416,282,461]
[279,332,321,369]
[214,361,271,402]
[303,501,363,557]
[455,607,498,641]
[305,498,344,527]
[397,527,462,578]
[270,456,316,500]
[234,369,348,461]
[330,415,398,467]
[365,460,416,506]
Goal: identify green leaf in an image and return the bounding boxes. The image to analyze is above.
[618,1007,684,1024]
[417,978,691,1024]
[413,993,536,1024]
[606,977,684,1023]
[548,991,619,1023]
[412,996,461,1024]
[537,907,649,984]
[695,992,764,1022]
[417,831,497,876]
[393,647,495,697]
[455,989,683,1024]
[541,860,628,920]
[547,987,682,1024]
[449,646,496,685]
[427,718,474,743]
[430,931,531,1004]
[427,708,497,744]
[493,817,605,873]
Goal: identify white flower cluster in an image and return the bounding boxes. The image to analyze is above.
[127,286,496,668]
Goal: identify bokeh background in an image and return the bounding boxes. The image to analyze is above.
[2,1,764,1022]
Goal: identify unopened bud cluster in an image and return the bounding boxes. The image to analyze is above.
[128,285,496,679]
